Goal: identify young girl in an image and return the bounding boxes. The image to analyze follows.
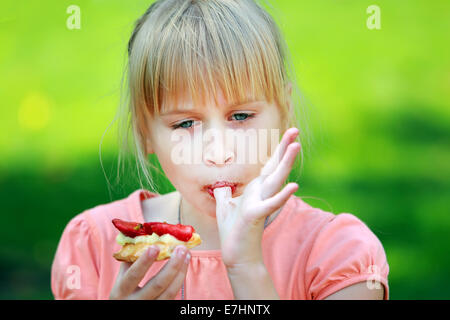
[51,0,389,300]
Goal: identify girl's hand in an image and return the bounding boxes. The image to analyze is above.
[214,127,301,269]
[109,245,191,300]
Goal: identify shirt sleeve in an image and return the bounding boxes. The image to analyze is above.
[304,213,389,300]
[51,212,100,299]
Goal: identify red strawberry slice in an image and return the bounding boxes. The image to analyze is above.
[112,218,147,238]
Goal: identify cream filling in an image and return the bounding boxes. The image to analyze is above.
[116,232,187,246]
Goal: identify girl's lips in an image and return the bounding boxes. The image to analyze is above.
[203,181,241,199]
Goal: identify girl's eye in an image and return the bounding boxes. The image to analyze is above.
[171,113,255,130]
[231,112,255,122]
[172,120,195,130]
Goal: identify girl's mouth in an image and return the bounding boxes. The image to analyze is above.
[203,181,241,199]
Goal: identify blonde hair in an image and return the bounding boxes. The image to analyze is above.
[104,0,312,195]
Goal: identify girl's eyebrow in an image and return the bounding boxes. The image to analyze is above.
[160,100,264,116]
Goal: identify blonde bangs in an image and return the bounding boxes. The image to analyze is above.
[130,0,288,123]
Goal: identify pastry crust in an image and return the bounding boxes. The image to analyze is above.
[113,232,202,263]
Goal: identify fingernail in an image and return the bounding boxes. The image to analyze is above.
[177,246,186,258]
[184,252,191,264]
[148,246,158,257]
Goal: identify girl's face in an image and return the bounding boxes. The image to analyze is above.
[146,88,284,217]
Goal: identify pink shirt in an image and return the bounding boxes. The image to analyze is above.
[51,189,389,299]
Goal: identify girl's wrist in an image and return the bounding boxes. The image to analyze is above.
[226,261,280,300]
[225,259,266,279]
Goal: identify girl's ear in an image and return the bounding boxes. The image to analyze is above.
[282,82,293,132]
[286,82,293,114]
[146,138,154,154]
[286,81,292,96]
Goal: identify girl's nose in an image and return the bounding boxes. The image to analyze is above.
[203,131,235,166]
[204,148,235,166]
[201,119,235,166]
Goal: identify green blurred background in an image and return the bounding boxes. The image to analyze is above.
[1,0,449,299]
